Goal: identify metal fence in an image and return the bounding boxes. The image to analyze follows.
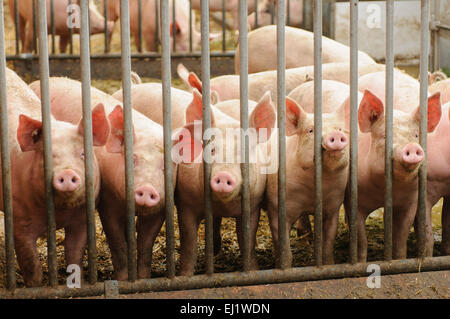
[0,0,449,298]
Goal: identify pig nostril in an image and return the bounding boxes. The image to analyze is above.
[330,138,335,143]
[227,181,231,185]
[71,177,77,183]
[59,178,64,183]
[406,151,410,156]
[150,194,155,199]
[341,138,346,143]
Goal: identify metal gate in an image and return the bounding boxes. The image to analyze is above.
[0,0,449,298]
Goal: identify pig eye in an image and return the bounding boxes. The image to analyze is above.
[211,147,216,156]
[308,128,314,134]
[80,151,85,160]
[415,133,419,138]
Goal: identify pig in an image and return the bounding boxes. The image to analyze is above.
[8,0,114,53]
[247,0,303,30]
[429,78,450,105]
[174,89,276,276]
[177,62,385,103]
[350,70,442,261]
[424,102,450,256]
[235,26,376,74]
[1,68,109,287]
[264,93,350,267]
[190,0,261,30]
[29,77,173,280]
[103,0,206,52]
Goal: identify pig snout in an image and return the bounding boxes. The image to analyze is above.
[211,172,236,194]
[135,184,160,208]
[401,143,424,165]
[323,131,348,151]
[53,169,82,192]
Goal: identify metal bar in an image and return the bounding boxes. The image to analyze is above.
[172,0,177,52]
[0,0,16,291]
[276,0,288,270]
[160,0,176,279]
[287,0,290,26]
[254,0,258,29]
[222,0,226,52]
[79,0,97,285]
[51,0,55,54]
[384,0,394,262]
[69,0,73,54]
[313,0,323,267]
[200,0,214,275]
[3,256,450,299]
[349,0,358,265]
[138,0,143,52]
[270,0,275,25]
[37,0,57,287]
[14,0,19,54]
[417,0,430,259]
[431,0,440,71]
[104,0,109,53]
[120,0,137,282]
[239,0,251,272]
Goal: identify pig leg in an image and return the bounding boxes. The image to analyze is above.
[213,216,222,255]
[136,213,165,279]
[441,196,450,256]
[23,23,35,53]
[235,208,261,270]
[177,208,202,276]
[356,211,369,262]
[64,217,87,269]
[322,209,339,265]
[392,206,416,260]
[296,214,312,237]
[18,14,26,49]
[267,207,293,268]
[98,198,128,281]
[14,228,42,287]
[59,35,69,53]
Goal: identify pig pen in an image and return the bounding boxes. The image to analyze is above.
[0,0,449,298]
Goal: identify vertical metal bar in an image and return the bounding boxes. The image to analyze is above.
[200,0,214,275]
[349,0,358,265]
[384,0,394,262]
[277,0,288,270]
[417,0,430,259]
[33,0,38,53]
[14,0,19,54]
[138,0,143,52]
[50,0,55,54]
[79,0,97,285]
[222,0,226,52]
[0,0,16,291]
[120,0,137,282]
[155,0,160,51]
[172,0,177,52]
[37,0,57,286]
[104,0,109,53]
[189,0,192,52]
[313,0,323,267]
[239,0,251,272]
[69,0,73,54]
[160,0,175,278]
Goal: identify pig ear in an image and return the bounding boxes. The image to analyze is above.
[106,105,136,153]
[170,22,182,36]
[171,122,203,163]
[414,92,442,133]
[188,72,203,93]
[210,90,220,105]
[250,91,276,142]
[77,103,110,147]
[358,90,384,133]
[285,97,306,136]
[17,114,43,152]
[186,89,215,125]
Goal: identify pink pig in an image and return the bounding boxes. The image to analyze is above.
[8,0,114,53]
[1,68,109,287]
[351,70,442,261]
[29,77,173,280]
